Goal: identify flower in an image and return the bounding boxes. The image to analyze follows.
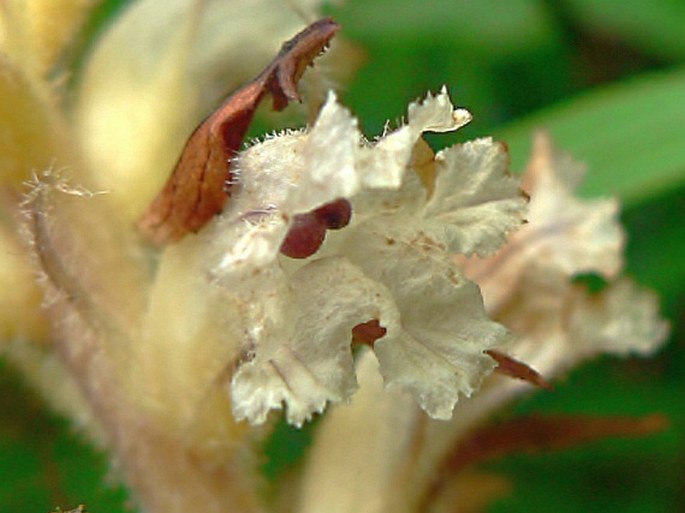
[0,2,668,513]
[295,131,668,513]
[217,88,527,426]
[1,2,370,512]
[460,131,668,373]
[3,0,530,508]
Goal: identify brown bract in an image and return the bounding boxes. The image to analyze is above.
[138,18,340,244]
[486,349,553,390]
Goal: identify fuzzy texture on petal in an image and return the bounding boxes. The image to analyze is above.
[422,138,527,256]
[342,219,507,419]
[214,90,474,275]
[453,131,668,418]
[286,132,669,513]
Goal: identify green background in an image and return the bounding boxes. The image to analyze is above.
[1,0,684,511]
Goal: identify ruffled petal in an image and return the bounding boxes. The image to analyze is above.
[213,90,472,274]
[422,137,527,256]
[342,219,508,419]
[524,131,624,278]
[361,87,471,190]
[570,279,668,357]
[213,90,507,423]
[230,256,400,426]
[295,93,362,202]
[291,89,471,208]
[461,132,625,314]
[408,86,472,133]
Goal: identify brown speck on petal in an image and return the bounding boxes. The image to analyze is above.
[352,320,387,347]
[280,198,352,258]
[279,212,327,259]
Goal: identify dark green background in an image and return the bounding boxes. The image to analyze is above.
[2,0,684,511]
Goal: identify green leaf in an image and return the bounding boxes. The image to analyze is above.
[0,360,128,512]
[622,185,685,309]
[495,67,685,205]
[328,0,559,57]
[563,0,685,60]
[328,0,571,138]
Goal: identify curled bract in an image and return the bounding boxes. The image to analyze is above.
[204,88,527,425]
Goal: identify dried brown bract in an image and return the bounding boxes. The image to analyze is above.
[138,18,340,244]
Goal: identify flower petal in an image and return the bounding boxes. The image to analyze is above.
[460,132,625,314]
[362,87,471,190]
[230,256,400,426]
[408,86,472,133]
[422,137,527,256]
[342,219,509,419]
[214,90,472,274]
[571,279,668,357]
[523,131,624,278]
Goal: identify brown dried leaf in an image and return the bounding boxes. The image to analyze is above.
[486,349,553,390]
[139,18,340,244]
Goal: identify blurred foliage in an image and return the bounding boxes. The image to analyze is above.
[1,0,684,511]
[0,360,128,511]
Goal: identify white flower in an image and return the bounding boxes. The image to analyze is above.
[461,131,668,372]
[204,89,528,425]
[294,132,669,513]
[2,2,667,512]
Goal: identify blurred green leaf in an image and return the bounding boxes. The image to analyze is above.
[622,185,685,311]
[563,0,685,60]
[328,0,572,137]
[0,360,128,512]
[328,0,558,56]
[495,67,685,204]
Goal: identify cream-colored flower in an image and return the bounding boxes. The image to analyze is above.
[217,89,527,426]
[0,1,668,513]
[1,2,355,512]
[3,0,529,509]
[461,131,667,372]
[294,132,668,513]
